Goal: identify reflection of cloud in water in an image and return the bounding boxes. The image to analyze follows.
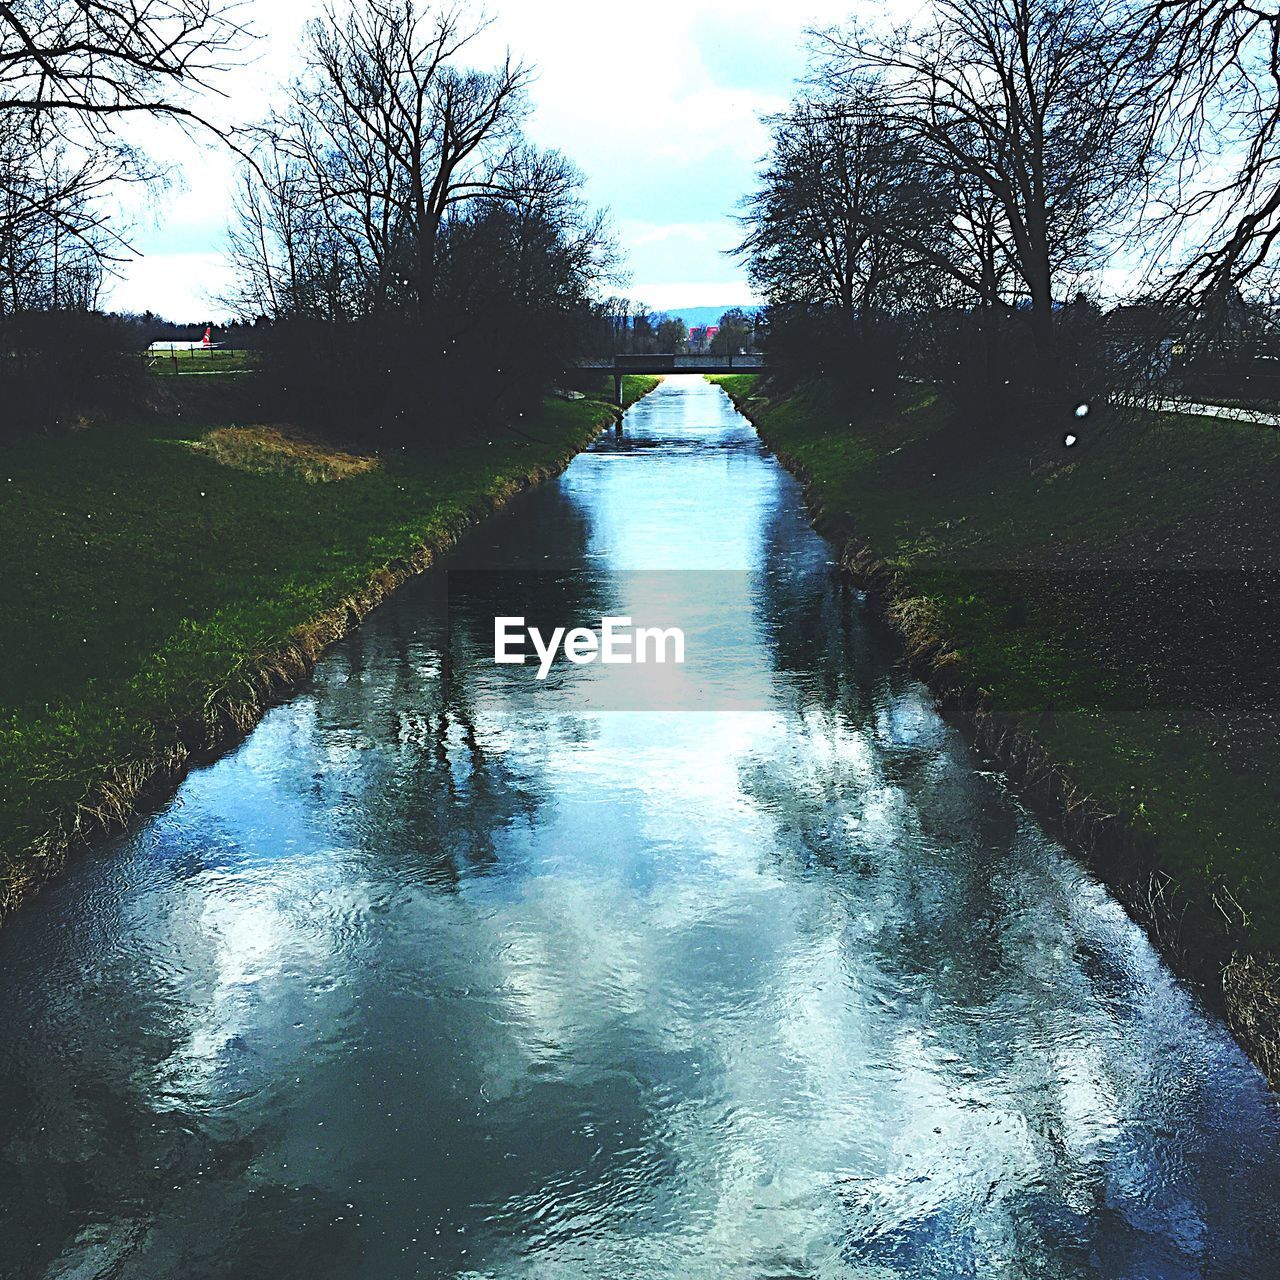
[0,376,1278,1278]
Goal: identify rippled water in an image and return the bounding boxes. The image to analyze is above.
[2,376,1279,1279]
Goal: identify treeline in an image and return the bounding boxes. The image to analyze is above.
[737,0,1280,434]
[0,1,247,435]
[226,2,617,445]
[586,305,759,357]
[0,1,617,445]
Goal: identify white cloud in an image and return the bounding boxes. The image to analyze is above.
[105,0,864,317]
[107,253,238,321]
[625,282,760,311]
[622,220,727,248]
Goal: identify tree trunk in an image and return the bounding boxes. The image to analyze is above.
[416,216,439,316]
[1026,227,1057,392]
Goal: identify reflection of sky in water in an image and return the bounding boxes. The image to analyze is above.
[449,570,782,711]
[0,378,1278,1279]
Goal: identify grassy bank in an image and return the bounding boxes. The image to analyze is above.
[0,375,661,909]
[711,373,1280,1075]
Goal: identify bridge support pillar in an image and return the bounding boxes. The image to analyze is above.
[614,369,624,406]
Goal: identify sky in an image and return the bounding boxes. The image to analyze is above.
[103,0,879,322]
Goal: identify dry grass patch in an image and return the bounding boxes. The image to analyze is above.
[191,425,380,483]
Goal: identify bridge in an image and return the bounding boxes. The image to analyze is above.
[577,353,766,403]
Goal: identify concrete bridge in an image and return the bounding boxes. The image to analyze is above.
[577,353,766,403]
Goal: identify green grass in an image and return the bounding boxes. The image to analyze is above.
[145,348,258,376]
[710,374,1280,956]
[0,374,661,879]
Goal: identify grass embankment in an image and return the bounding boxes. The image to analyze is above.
[0,374,661,909]
[711,373,1280,1078]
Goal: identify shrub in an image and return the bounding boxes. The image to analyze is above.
[762,304,905,397]
[0,311,142,439]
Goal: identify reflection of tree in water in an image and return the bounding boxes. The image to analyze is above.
[284,471,616,890]
[745,478,1123,1052]
[751,473,906,716]
[744,604,1130,1260]
[294,606,537,889]
[448,458,598,571]
[444,461,619,688]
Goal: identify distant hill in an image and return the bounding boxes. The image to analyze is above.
[661,305,761,329]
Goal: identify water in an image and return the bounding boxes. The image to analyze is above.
[2,377,1278,1278]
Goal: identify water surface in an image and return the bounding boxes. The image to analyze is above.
[2,377,1278,1278]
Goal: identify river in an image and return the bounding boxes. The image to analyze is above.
[1,376,1278,1278]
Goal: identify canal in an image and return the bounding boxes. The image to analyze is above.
[1,376,1278,1277]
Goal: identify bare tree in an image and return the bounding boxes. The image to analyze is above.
[224,150,362,320]
[820,0,1159,374]
[0,0,247,327]
[0,1,246,129]
[492,146,616,308]
[737,90,954,327]
[225,2,615,440]
[0,113,130,312]
[250,0,532,319]
[1134,2,1280,316]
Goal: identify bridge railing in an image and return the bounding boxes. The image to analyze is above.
[572,352,767,402]
[575,353,766,371]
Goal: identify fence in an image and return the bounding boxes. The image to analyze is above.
[143,344,259,376]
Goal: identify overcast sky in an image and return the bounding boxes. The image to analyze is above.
[103,0,878,322]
